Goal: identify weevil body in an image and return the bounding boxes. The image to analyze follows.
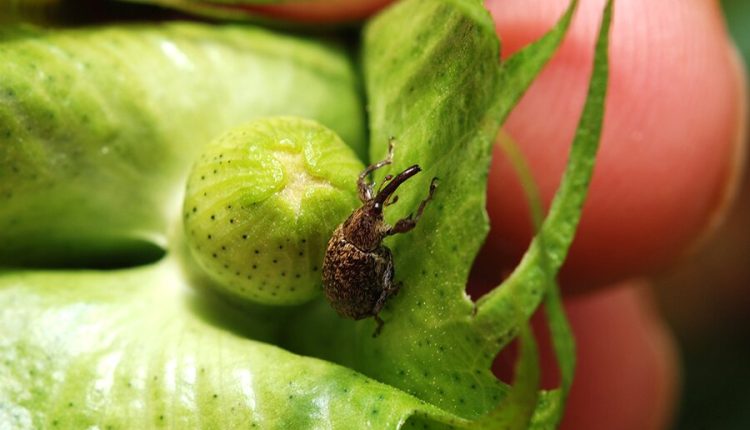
[322,141,437,336]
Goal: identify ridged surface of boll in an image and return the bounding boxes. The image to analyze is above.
[184,117,363,305]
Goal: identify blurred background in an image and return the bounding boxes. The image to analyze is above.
[654,1,749,428]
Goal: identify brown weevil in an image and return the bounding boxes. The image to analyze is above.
[322,140,438,337]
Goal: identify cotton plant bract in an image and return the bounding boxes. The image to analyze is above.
[0,0,612,428]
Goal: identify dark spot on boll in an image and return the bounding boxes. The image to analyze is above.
[229,219,235,224]
[272,259,278,264]
[242,234,248,240]
[207,234,212,240]
[211,215,216,220]
[212,253,217,258]
[192,207,197,213]
[254,249,259,254]
[252,265,257,270]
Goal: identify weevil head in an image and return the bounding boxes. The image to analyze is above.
[341,164,422,251]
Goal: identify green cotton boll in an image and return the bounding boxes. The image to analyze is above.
[183,117,363,306]
[0,23,366,268]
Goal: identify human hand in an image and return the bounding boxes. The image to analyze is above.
[472,0,747,429]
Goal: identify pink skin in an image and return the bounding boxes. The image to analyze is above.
[220,0,393,22]
[491,283,678,430]
[479,0,747,292]
[556,284,678,430]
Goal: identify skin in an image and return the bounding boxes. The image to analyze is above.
[235,0,746,428]
[492,283,678,430]
[479,0,748,292]
[476,0,745,428]
[221,0,392,23]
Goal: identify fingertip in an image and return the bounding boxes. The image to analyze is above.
[481,0,748,292]
[559,283,680,430]
[239,0,392,23]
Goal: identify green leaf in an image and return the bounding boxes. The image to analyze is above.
[0,22,366,268]
[494,0,578,123]
[493,132,576,429]
[475,0,613,348]
[470,324,540,430]
[0,0,61,24]
[0,258,468,429]
[0,0,615,427]
[280,0,510,418]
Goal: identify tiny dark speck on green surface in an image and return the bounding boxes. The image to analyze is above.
[213,393,218,399]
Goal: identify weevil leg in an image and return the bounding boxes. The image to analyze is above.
[358,138,396,202]
[371,281,401,338]
[372,315,385,337]
[386,177,438,236]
